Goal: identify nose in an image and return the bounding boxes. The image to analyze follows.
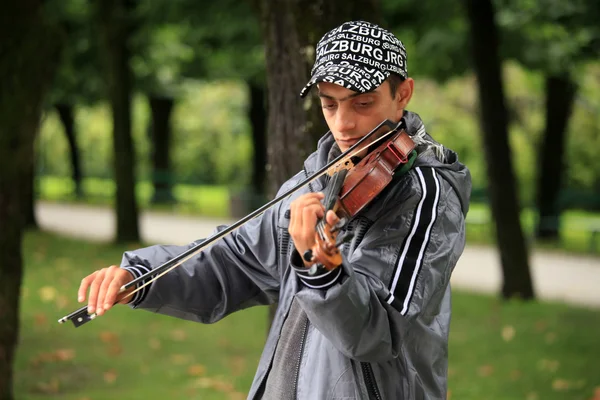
[334,105,356,134]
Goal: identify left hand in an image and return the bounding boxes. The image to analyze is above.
[288,192,340,266]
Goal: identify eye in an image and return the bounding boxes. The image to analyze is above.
[321,102,337,110]
[354,96,374,108]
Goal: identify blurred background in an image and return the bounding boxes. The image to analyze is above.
[0,0,599,399]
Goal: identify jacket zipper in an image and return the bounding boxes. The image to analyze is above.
[292,315,309,400]
[361,362,383,400]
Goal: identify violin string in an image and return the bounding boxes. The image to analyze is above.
[328,126,399,176]
[89,126,402,315]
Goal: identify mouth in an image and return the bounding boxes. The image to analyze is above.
[339,138,361,147]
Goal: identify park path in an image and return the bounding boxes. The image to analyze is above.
[36,201,600,309]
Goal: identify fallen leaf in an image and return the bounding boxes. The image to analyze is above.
[228,356,247,376]
[228,392,246,400]
[55,349,75,361]
[171,329,187,341]
[538,359,559,372]
[534,320,547,332]
[30,349,75,367]
[103,369,117,384]
[39,286,57,302]
[55,258,71,271]
[148,338,161,350]
[526,392,538,400]
[108,344,122,356]
[35,379,60,394]
[501,325,515,341]
[510,370,521,380]
[100,331,119,344]
[56,295,69,310]
[446,389,452,400]
[34,313,48,327]
[171,354,192,365]
[552,379,571,391]
[191,377,234,392]
[187,364,207,377]
[478,365,494,377]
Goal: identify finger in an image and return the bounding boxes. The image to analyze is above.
[87,269,106,314]
[104,280,123,310]
[301,203,325,240]
[109,269,134,307]
[96,266,119,316]
[326,210,340,226]
[78,271,98,303]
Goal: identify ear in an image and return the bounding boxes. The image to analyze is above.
[395,78,414,119]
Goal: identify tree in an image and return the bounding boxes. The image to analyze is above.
[0,1,62,397]
[535,76,577,239]
[46,0,104,198]
[148,96,176,203]
[496,0,600,239]
[96,0,140,243]
[463,0,535,299]
[259,0,381,323]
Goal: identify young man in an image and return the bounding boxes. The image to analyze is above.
[78,20,471,399]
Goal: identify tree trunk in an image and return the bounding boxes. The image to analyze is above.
[55,103,83,198]
[248,81,268,200]
[0,2,62,398]
[535,75,577,240]
[148,95,175,204]
[97,0,140,243]
[23,122,38,229]
[260,0,381,323]
[297,0,381,143]
[261,0,311,198]
[464,0,535,299]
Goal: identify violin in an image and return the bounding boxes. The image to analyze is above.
[303,124,416,272]
[58,119,415,328]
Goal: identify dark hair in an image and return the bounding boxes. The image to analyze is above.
[387,73,405,98]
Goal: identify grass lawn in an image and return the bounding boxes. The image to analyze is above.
[14,231,600,399]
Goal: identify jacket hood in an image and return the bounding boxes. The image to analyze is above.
[305,110,472,215]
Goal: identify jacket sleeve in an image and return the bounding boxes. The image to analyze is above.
[118,202,284,324]
[294,166,466,362]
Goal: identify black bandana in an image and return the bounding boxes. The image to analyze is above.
[300,20,408,98]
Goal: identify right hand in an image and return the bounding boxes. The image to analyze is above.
[78,265,135,316]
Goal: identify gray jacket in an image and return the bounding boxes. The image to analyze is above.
[121,111,471,399]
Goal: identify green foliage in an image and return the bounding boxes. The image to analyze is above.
[133,0,264,95]
[39,63,600,207]
[382,0,470,82]
[496,0,600,74]
[39,176,231,218]
[409,61,600,206]
[44,0,103,105]
[14,232,600,399]
[38,81,252,187]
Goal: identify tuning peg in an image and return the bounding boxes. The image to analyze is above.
[330,217,347,233]
[336,232,354,247]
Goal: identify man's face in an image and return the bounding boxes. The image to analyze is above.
[317,79,414,153]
